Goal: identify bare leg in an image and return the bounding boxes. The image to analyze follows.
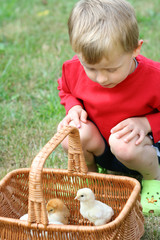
[109,133,160,180]
[60,121,105,172]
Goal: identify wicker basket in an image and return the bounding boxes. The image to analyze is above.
[0,126,144,240]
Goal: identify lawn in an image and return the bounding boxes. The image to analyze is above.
[0,0,160,239]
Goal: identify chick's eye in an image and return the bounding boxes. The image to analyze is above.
[81,195,84,197]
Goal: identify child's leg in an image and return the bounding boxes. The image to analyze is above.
[109,132,160,180]
[60,120,105,172]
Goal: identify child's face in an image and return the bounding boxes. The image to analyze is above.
[79,49,136,88]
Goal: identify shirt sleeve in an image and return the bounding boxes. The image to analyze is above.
[57,64,83,114]
[146,112,160,143]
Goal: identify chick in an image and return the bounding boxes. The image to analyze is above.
[20,213,28,221]
[75,188,114,226]
[20,198,70,225]
[46,198,70,225]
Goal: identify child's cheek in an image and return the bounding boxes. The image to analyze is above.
[86,71,97,82]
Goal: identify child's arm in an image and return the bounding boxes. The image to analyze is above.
[110,117,151,145]
[58,59,88,130]
[57,59,84,114]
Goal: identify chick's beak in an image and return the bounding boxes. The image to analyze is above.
[74,196,78,200]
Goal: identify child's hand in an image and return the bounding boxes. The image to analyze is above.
[110,117,151,145]
[58,105,88,130]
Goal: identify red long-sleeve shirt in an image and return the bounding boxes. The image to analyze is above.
[58,55,160,143]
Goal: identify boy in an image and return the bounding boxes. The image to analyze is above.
[57,0,160,214]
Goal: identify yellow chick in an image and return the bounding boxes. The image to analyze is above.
[46,198,70,225]
[75,188,114,226]
[20,198,70,225]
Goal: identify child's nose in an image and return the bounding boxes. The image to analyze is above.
[96,71,108,85]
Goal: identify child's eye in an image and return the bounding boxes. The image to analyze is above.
[107,68,117,73]
[87,67,95,71]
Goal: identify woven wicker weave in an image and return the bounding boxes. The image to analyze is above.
[0,126,144,239]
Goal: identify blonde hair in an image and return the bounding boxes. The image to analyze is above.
[68,0,139,64]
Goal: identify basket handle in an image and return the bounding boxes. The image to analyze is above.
[28,125,88,225]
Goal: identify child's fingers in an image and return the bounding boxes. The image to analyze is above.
[69,112,81,128]
[113,126,131,139]
[111,122,126,133]
[57,121,65,130]
[123,130,138,143]
[123,130,145,145]
[62,115,72,126]
[58,109,88,131]
[135,131,145,145]
[80,109,88,123]
[57,115,72,130]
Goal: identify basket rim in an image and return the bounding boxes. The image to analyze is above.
[0,168,141,232]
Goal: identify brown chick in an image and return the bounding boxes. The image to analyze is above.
[46,198,70,225]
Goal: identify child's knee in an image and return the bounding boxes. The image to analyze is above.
[61,137,69,153]
[61,120,97,150]
[108,133,136,162]
[71,120,104,155]
[78,120,100,145]
[60,120,104,156]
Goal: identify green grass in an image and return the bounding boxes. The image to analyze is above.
[0,0,160,239]
[0,0,76,176]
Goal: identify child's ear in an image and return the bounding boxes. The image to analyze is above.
[132,39,143,58]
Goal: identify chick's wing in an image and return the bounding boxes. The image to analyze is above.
[88,202,104,219]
